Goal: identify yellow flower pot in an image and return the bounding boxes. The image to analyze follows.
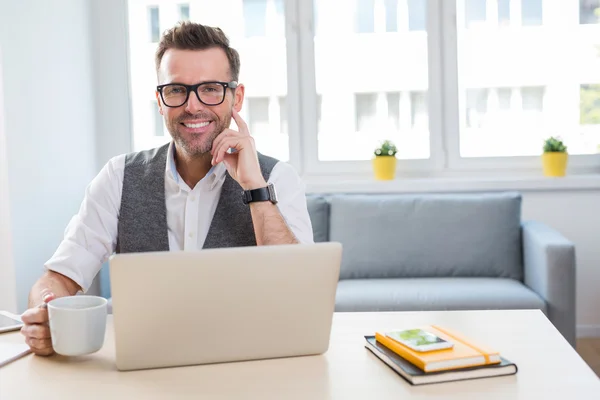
[372,156,397,180]
[542,152,568,177]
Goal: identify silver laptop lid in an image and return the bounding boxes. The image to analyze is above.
[109,242,342,371]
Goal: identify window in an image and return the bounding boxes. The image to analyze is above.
[246,97,287,160]
[581,84,600,125]
[243,0,284,37]
[498,88,512,110]
[127,1,600,177]
[179,4,190,21]
[355,93,377,132]
[580,0,600,24]
[498,0,511,27]
[315,0,429,161]
[317,94,323,133]
[577,85,600,154]
[456,0,600,159]
[521,86,544,112]
[279,97,288,134]
[356,0,375,33]
[411,91,427,130]
[384,0,398,32]
[148,6,160,43]
[465,0,486,28]
[381,0,428,32]
[243,0,267,37]
[465,89,488,129]
[152,102,164,137]
[462,86,546,157]
[521,0,543,26]
[408,0,426,31]
[247,97,270,136]
[465,0,543,28]
[387,92,400,131]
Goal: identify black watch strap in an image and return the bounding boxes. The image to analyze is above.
[242,183,278,205]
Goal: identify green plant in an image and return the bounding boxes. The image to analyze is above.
[543,137,567,153]
[374,140,397,157]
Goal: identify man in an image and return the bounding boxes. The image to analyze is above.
[20,22,313,356]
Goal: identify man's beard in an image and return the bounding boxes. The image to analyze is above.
[167,111,231,157]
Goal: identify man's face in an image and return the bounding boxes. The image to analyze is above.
[156,48,244,157]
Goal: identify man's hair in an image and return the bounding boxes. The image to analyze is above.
[155,21,240,82]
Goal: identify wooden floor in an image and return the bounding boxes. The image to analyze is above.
[577,338,600,377]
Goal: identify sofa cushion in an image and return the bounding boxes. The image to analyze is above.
[306,195,330,242]
[335,277,546,313]
[329,192,523,280]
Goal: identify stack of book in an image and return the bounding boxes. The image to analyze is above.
[364,325,518,386]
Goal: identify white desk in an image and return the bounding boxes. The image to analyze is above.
[1,309,598,399]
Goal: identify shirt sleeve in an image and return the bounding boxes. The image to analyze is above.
[268,162,314,244]
[44,154,125,292]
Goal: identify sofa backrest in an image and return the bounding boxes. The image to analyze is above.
[306,192,523,281]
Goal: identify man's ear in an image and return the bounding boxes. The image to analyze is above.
[155,91,163,115]
[233,83,245,113]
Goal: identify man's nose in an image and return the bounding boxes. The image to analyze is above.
[184,90,207,114]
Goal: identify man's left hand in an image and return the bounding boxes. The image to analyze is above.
[211,108,267,190]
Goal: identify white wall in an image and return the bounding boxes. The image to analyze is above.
[0,0,97,311]
[521,190,600,337]
[89,0,133,298]
[0,46,17,312]
[90,0,133,168]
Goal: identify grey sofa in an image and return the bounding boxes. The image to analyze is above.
[306,191,576,347]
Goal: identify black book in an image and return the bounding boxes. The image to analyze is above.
[364,336,518,386]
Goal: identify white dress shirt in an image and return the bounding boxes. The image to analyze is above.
[45,142,314,292]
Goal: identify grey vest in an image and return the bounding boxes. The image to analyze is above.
[116,143,278,253]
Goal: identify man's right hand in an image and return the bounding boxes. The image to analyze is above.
[20,290,57,356]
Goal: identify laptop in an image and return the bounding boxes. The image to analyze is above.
[108,242,342,371]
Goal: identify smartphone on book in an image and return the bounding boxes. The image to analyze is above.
[386,329,453,352]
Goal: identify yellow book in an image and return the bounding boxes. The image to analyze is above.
[375,325,501,373]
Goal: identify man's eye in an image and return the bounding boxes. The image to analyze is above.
[201,84,222,93]
[164,86,186,96]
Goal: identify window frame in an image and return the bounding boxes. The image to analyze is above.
[290,0,444,177]
[444,0,600,173]
[284,0,600,178]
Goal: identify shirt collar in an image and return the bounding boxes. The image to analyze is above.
[165,141,227,190]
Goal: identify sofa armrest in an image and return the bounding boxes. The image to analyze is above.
[522,221,576,347]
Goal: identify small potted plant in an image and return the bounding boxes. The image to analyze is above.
[372,140,397,180]
[542,136,568,177]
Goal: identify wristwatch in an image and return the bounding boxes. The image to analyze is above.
[242,183,278,205]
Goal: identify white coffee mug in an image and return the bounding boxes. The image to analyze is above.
[47,295,108,356]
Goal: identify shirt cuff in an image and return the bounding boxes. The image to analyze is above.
[44,239,103,293]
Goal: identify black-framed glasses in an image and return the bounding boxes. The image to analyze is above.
[156,81,238,107]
